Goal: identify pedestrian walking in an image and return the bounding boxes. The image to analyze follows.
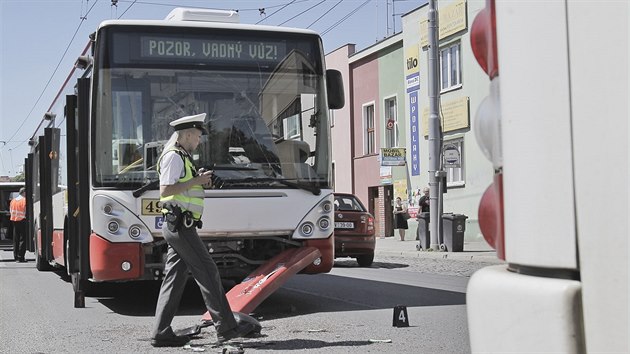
[393,197,409,241]
[9,187,27,262]
[151,113,256,347]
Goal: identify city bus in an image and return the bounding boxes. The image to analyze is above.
[467,1,627,352]
[27,8,344,306]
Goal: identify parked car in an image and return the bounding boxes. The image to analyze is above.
[333,193,375,267]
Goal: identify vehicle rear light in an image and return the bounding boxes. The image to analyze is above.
[470,0,498,79]
[472,0,504,260]
[367,216,374,233]
[478,174,505,260]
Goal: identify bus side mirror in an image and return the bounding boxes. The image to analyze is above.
[326,69,344,110]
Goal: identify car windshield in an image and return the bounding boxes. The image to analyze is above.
[334,195,366,212]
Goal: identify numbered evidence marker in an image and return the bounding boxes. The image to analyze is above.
[392,305,410,327]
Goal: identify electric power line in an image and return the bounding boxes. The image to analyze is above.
[321,0,371,36]
[118,0,137,18]
[256,0,297,24]
[2,0,100,153]
[278,0,325,26]
[307,0,342,28]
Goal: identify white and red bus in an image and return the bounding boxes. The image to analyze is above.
[467,1,628,352]
[27,8,344,306]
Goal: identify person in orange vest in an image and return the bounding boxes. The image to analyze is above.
[9,187,27,262]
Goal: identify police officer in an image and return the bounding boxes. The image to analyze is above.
[9,187,27,262]
[151,113,255,347]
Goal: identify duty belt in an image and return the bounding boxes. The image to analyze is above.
[163,204,203,232]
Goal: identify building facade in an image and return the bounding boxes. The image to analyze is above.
[328,0,493,242]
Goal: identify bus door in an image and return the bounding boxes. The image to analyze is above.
[66,78,92,308]
[25,154,35,252]
[36,127,61,270]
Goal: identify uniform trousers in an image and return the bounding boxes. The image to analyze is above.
[153,224,237,337]
[12,220,27,260]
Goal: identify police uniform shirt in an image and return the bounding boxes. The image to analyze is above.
[159,150,186,186]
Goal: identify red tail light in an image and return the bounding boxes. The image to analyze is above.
[367,216,374,234]
[470,0,499,79]
[478,174,505,260]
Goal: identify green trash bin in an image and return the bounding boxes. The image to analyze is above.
[442,213,467,252]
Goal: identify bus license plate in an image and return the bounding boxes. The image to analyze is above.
[335,222,354,229]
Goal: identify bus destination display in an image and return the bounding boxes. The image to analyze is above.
[140,36,287,63]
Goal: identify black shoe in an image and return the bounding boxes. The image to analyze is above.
[217,322,256,343]
[18,258,26,263]
[151,331,190,347]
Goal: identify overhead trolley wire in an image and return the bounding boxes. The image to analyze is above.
[307,0,343,29]
[55,0,137,130]
[256,0,297,24]
[278,0,326,26]
[3,0,101,153]
[321,0,371,36]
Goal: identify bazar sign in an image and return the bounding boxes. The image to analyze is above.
[380,148,406,166]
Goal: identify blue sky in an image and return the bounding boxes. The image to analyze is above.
[0,0,422,177]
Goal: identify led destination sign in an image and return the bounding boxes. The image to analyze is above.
[140,36,287,62]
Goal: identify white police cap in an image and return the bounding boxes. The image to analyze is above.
[169,113,207,134]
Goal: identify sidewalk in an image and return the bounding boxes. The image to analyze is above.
[374,236,503,264]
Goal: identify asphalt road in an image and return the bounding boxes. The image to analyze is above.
[0,244,483,353]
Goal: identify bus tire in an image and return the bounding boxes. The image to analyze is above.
[35,231,54,271]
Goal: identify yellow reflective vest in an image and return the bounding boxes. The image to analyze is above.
[157,148,205,220]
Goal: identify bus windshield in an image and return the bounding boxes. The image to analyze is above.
[92,27,331,190]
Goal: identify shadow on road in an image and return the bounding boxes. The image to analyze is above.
[334,259,410,269]
[241,338,375,351]
[52,269,207,317]
[247,273,466,321]
[62,266,465,322]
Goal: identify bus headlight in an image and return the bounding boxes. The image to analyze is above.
[300,222,314,237]
[103,204,114,215]
[107,220,120,234]
[128,225,142,239]
[318,217,331,231]
[321,201,333,213]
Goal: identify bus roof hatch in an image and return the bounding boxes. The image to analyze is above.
[165,8,240,23]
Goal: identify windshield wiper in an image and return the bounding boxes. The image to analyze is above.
[207,164,258,171]
[133,180,159,198]
[226,177,321,195]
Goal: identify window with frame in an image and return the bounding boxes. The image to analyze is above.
[443,137,465,186]
[283,114,301,139]
[384,96,398,148]
[364,104,375,155]
[440,42,462,91]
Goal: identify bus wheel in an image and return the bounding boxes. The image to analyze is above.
[35,247,53,271]
[35,235,53,271]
